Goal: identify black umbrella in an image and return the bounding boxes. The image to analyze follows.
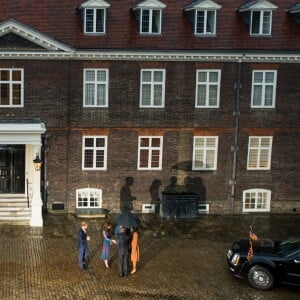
[115,212,141,228]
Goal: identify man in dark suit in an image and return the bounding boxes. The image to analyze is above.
[78,221,90,270]
[116,226,130,276]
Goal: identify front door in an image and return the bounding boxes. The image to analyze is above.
[0,145,25,193]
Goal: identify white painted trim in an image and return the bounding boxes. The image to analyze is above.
[79,0,110,9]
[0,122,46,144]
[0,19,74,52]
[0,50,299,63]
[184,0,221,11]
[132,0,167,10]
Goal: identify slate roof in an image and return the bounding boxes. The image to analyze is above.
[0,0,298,51]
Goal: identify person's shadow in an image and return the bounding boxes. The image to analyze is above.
[119,176,136,212]
[149,179,162,213]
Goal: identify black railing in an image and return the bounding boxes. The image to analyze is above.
[26,178,29,208]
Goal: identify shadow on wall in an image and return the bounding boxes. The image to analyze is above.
[119,176,137,212]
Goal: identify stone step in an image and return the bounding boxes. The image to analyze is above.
[0,196,31,221]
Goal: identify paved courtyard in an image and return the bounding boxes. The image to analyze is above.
[0,213,300,300]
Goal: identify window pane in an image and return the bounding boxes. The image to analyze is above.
[12,70,21,81]
[96,84,106,106]
[265,86,273,106]
[153,71,162,82]
[140,138,149,147]
[96,150,104,168]
[207,11,215,33]
[206,138,216,147]
[96,138,105,147]
[251,11,260,34]
[152,10,160,33]
[197,85,206,106]
[259,149,269,168]
[151,138,161,147]
[84,149,94,168]
[0,84,9,105]
[153,85,162,105]
[206,150,215,168]
[208,85,217,106]
[262,11,271,34]
[0,70,9,81]
[85,84,94,105]
[85,138,94,147]
[265,72,274,83]
[142,85,151,105]
[151,150,160,167]
[198,72,207,82]
[85,9,94,32]
[141,10,150,32]
[142,71,151,82]
[86,70,95,81]
[196,11,205,33]
[253,86,262,106]
[249,149,258,167]
[12,84,21,105]
[140,149,149,167]
[96,9,104,32]
[194,149,204,168]
[254,72,263,83]
[261,138,270,147]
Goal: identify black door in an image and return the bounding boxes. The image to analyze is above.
[0,145,25,193]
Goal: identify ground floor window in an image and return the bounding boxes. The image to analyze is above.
[243,189,271,212]
[76,188,102,208]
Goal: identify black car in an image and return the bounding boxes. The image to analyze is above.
[227,237,300,290]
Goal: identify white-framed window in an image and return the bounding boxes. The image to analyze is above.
[138,136,163,170]
[76,188,102,208]
[251,70,276,108]
[183,0,221,36]
[0,68,23,107]
[132,0,166,35]
[83,69,108,107]
[193,136,218,170]
[243,189,271,212]
[250,10,272,35]
[195,70,221,107]
[79,0,110,34]
[140,69,165,107]
[247,136,272,170]
[195,10,217,35]
[82,136,107,170]
[237,1,277,36]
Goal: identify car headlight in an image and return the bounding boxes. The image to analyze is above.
[227,249,233,259]
[231,253,240,266]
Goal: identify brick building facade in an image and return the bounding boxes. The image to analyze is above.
[0,0,299,225]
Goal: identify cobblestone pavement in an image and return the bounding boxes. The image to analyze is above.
[0,213,300,300]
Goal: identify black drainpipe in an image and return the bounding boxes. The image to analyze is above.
[230,58,242,214]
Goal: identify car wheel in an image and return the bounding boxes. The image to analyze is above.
[248,266,274,290]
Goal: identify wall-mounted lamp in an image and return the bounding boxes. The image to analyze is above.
[33,155,42,171]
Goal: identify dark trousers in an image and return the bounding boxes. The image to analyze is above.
[78,247,89,269]
[118,249,129,276]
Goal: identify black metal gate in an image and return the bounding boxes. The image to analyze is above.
[0,145,25,193]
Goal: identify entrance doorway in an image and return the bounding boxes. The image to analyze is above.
[0,145,25,193]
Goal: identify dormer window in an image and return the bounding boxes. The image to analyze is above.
[79,0,110,34]
[132,0,166,35]
[237,0,277,36]
[183,0,221,36]
[286,3,300,25]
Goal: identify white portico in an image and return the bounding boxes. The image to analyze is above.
[0,120,46,227]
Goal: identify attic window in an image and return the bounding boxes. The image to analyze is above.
[132,0,167,34]
[237,0,277,36]
[183,0,221,36]
[286,3,300,25]
[79,0,110,34]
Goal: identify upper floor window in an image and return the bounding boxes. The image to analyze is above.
[183,0,221,36]
[195,70,221,107]
[237,0,277,36]
[138,136,163,170]
[0,69,23,107]
[251,70,277,108]
[243,189,271,212]
[286,3,300,25]
[83,69,108,107]
[193,136,218,170]
[132,0,166,34]
[82,136,107,170]
[79,0,110,34]
[247,136,272,170]
[140,69,165,108]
